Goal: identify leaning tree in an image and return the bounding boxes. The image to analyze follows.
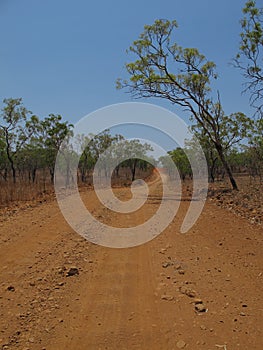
[117,19,250,190]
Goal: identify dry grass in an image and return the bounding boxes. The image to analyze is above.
[0,167,154,208]
[0,179,53,208]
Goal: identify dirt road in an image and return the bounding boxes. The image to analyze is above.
[0,178,262,349]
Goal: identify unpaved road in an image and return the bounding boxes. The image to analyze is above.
[0,178,262,350]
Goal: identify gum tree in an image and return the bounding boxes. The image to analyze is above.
[246,118,263,179]
[0,128,9,181]
[38,114,73,182]
[0,98,39,183]
[117,19,249,190]
[191,112,252,182]
[120,139,153,181]
[234,0,263,115]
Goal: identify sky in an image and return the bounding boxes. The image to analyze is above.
[0,0,253,129]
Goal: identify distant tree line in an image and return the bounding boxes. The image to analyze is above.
[159,117,263,183]
[0,98,154,190]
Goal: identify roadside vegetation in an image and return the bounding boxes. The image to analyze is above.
[0,98,154,206]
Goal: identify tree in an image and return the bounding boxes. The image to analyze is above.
[168,148,192,181]
[117,19,249,190]
[76,134,94,182]
[0,128,9,181]
[98,139,154,182]
[82,130,124,180]
[159,154,174,177]
[119,139,153,181]
[191,112,252,182]
[245,118,263,179]
[188,128,219,183]
[0,98,39,183]
[234,0,263,115]
[38,114,73,182]
[18,141,47,183]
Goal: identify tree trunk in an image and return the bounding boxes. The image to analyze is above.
[130,159,138,181]
[3,168,8,181]
[6,150,16,183]
[66,164,70,188]
[11,164,16,183]
[50,167,54,183]
[209,157,218,183]
[32,168,36,183]
[115,165,120,178]
[81,168,86,182]
[215,144,238,190]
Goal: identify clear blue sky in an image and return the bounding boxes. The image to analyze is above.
[0,0,253,124]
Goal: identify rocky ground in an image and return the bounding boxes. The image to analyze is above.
[208,176,262,225]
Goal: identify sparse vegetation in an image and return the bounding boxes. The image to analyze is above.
[0,100,154,206]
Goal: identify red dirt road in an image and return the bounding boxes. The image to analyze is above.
[0,178,262,349]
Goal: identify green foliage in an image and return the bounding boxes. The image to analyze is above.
[235,0,263,114]
[167,148,192,180]
[77,130,124,182]
[112,139,153,181]
[0,128,9,180]
[0,99,74,183]
[0,98,39,154]
[245,118,263,177]
[118,19,217,108]
[0,98,39,182]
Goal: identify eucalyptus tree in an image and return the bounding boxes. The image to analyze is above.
[0,128,9,181]
[38,114,73,182]
[76,134,94,182]
[117,19,251,190]
[235,0,263,115]
[78,130,124,181]
[119,139,153,181]
[191,112,251,182]
[0,98,39,183]
[168,148,192,181]
[246,118,263,179]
